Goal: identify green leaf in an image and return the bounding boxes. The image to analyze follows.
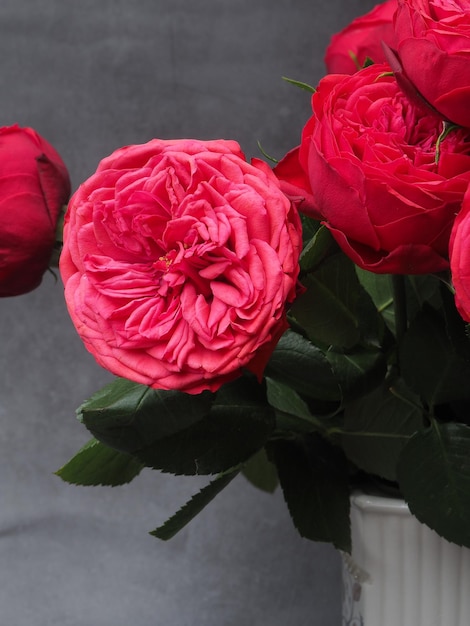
[78,378,214,453]
[268,434,351,551]
[356,272,443,337]
[292,253,386,351]
[325,347,387,402]
[401,307,470,407]
[133,377,275,475]
[440,281,470,363]
[291,255,361,349]
[266,330,341,401]
[342,379,424,481]
[355,268,395,332]
[56,438,144,486]
[299,226,335,274]
[266,377,336,434]
[241,447,278,493]
[150,469,240,540]
[398,422,470,548]
[405,274,442,322]
[266,377,320,425]
[300,214,323,243]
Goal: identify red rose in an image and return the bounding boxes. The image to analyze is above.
[60,138,302,394]
[0,124,70,296]
[325,0,397,74]
[450,187,470,322]
[276,63,470,274]
[394,0,470,128]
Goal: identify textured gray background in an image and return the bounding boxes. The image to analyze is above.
[0,1,377,624]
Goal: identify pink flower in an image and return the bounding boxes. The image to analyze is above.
[394,0,470,128]
[275,63,470,274]
[325,0,397,74]
[450,186,470,322]
[60,138,302,394]
[0,125,70,296]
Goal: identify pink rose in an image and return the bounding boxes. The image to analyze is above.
[325,0,397,74]
[275,63,470,274]
[395,0,470,128]
[60,138,302,394]
[0,124,70,296]
[450,187,470,322]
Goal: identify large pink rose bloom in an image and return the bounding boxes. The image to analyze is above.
[60,139,302,394]
[450,187,470,322]
[325,0,397,74]
[275,63,470,274]
[395,0,470,128]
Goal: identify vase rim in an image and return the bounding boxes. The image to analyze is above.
[351,490,410,515]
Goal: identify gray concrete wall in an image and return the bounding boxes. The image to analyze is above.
[0,1,377,624]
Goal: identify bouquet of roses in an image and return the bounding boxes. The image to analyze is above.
[35,0,470,553]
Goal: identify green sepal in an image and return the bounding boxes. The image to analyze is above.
[362,56,375,68]
[256,141,278,164]
[56,438,144,486]
[281,75,316,93]
[150,469,240,540]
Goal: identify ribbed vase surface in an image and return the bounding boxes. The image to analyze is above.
[342,492,470,626]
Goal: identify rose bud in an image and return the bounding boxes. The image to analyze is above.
[60,138,302,394]
[395,0,470,129]
[0,124,71,296]
[275,63,470,274]
[325,0,397,74]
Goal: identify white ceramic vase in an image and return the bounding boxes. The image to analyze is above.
[341,491,470,626]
